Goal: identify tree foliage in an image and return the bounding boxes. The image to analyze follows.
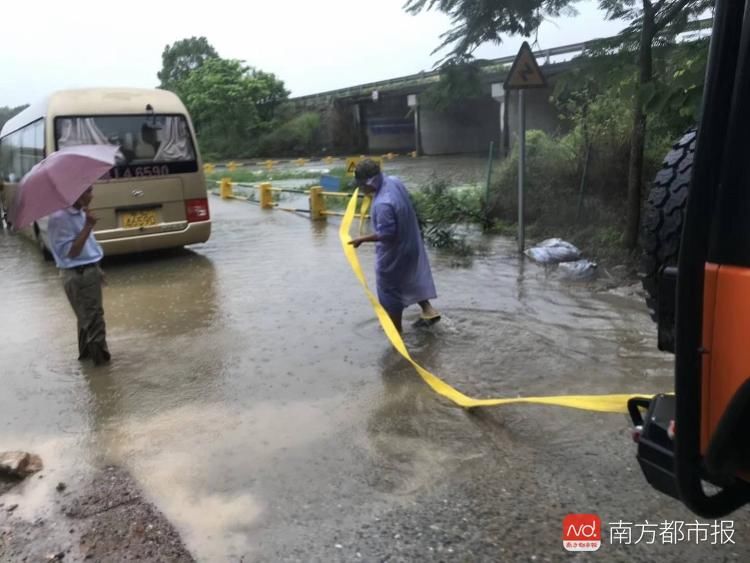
[155,37,289,158]
[420,62,484,111]
[257,111,322,156]
[406,0,711,61]
[404,0,578,62]
[554,36,707,135]
[407,0,713,248]
[598,0,712,42]
[0,105,29,132]
[178,58,288,157]
[157,36,219,92]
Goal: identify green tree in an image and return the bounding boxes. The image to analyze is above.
[420,62,484,111]
[404,1,578,61]
[246,69,291,124]
[599,0,711,248]
[179,58,288,156]
[0,105,29,131]
[406,0,712,248]
[157,36,219,92]
[257,112,322,156]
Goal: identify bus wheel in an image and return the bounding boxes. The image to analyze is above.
[640,128,696,348]
[34,223,53,262]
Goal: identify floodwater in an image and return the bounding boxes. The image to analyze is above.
[2,188,747,561]
[219,154,491,191]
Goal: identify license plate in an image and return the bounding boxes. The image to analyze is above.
[120,209,158,228]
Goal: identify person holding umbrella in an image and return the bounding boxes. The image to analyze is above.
[10,144,118,366]
[47,186,110,365]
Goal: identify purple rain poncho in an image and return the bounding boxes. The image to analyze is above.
[370,174,437,314]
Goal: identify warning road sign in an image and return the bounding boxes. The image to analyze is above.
[504,42,547,90]
[345,156,383,176]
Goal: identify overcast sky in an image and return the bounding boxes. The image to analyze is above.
[1,0,626,108]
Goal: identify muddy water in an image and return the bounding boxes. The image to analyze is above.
[0,195,675,561]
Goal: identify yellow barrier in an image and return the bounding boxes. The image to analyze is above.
[212,180,370,222]
[260,182,274,209]
[339,190,651,414]
[219,177,233,199]
[207,154,405,174]
[309,187,326,220]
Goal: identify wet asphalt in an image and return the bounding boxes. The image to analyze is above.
[1,166,749,561]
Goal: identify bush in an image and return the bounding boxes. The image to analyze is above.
[488,129,580,226]
[411,178,483,254]
[257,112,322,156]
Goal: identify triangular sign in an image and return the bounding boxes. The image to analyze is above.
[504,41,547,90]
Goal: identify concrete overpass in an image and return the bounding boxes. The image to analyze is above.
[290,20,711,156]
[289,40,595,156]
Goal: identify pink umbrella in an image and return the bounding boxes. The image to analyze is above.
[10,144,119,229]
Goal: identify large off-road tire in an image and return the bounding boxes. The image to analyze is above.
[640,128,697,322]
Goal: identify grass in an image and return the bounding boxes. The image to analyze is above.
[206,167,347,184]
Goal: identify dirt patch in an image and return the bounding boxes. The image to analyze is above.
[0,466,193,562]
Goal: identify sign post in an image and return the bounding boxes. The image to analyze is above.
[504,41,547,253]
[518,90,526,253]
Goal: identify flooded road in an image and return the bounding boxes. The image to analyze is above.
[1,194,748,562]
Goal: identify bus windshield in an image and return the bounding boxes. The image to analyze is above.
[55,114,198,177]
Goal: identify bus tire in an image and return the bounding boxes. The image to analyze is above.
[640,128,696,326]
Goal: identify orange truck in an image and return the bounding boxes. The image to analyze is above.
[630,0,750,516]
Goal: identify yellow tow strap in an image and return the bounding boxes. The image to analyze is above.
[340,190,649,414]
[358,194,371,236]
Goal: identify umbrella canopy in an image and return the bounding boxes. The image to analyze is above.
[9,144,119,229]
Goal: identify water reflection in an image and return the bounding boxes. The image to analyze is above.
[516,251,527,302]
[103,249,219,336]
[309,216,329,246]
[76,250,227,444]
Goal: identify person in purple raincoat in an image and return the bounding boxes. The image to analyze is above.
[348,159,440,332]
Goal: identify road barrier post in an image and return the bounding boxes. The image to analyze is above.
[220,177,233,199]
[260,183,274,209]
[309,186,326,220]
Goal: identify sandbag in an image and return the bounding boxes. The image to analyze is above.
[524,238,581,264]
